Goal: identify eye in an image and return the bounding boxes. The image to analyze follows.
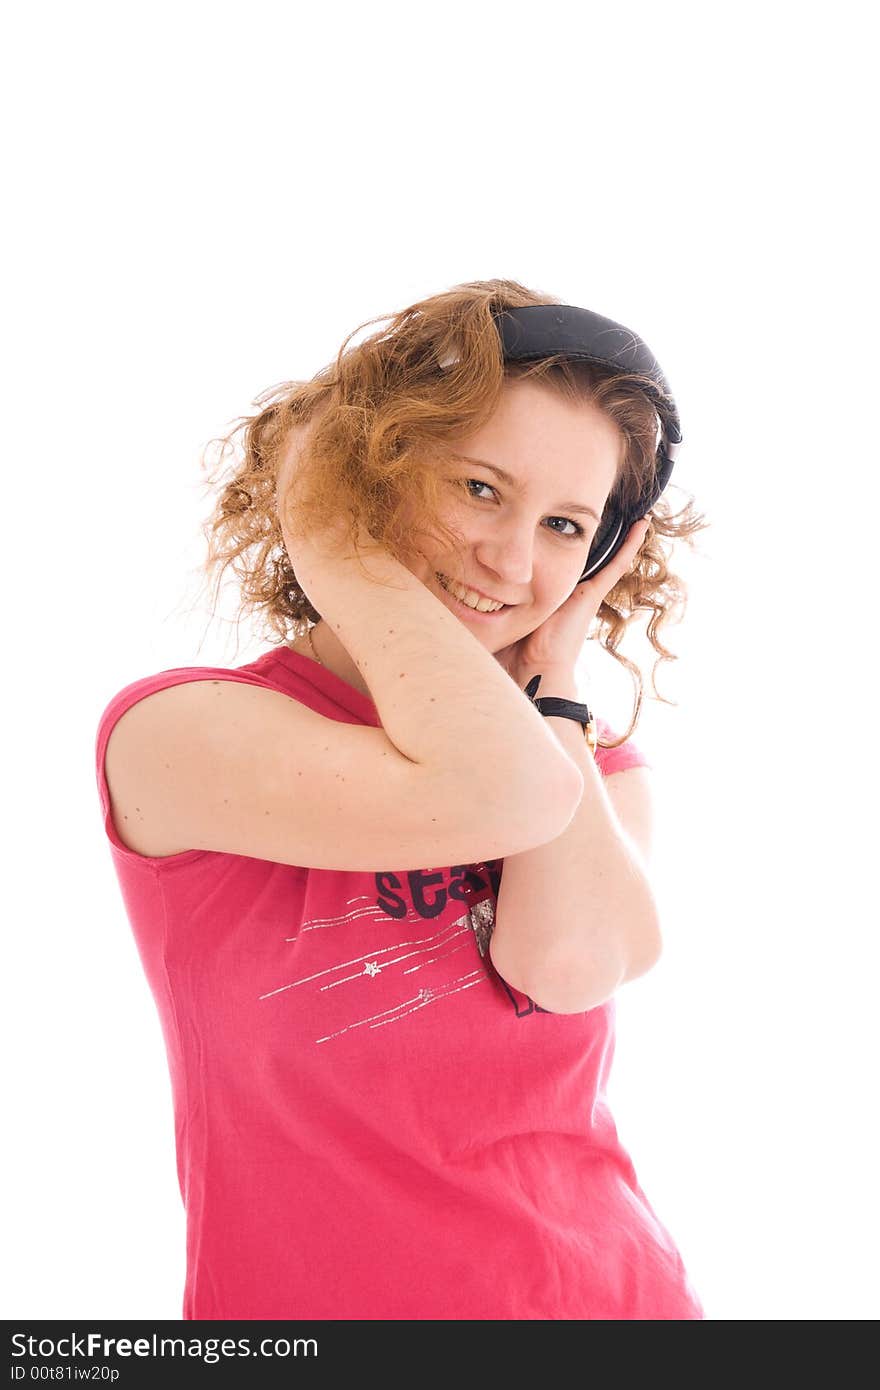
[462,478,496,502]
[460,478,587,540]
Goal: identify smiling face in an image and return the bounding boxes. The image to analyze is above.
[407,376,623,647]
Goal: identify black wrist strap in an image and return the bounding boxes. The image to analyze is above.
[523,674,598,754]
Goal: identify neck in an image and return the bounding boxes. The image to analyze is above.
[305,621,375,701]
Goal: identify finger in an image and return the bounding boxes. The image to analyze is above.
[626,517,651,558]
[578,519,649,597]
[606,520,650,582]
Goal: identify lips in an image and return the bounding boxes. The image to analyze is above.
[435,573,512,607]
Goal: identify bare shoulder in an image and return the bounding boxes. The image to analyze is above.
[104,678,246,857]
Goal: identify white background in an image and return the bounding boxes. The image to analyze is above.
[3,0,877,1321]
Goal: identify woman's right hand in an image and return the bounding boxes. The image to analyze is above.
[276,421,356,575]
[276,417,385,610]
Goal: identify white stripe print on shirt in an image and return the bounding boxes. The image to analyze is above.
[257,898,497,1045]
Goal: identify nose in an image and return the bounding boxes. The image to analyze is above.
[470,516,537,588]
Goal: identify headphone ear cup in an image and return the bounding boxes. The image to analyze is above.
[579,509,625,583]
[578,441,673,583]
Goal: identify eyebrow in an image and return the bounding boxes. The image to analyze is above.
[453,455,601,522]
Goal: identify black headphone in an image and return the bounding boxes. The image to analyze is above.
[493,304,682,582]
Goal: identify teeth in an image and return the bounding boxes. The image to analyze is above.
[437,574,505,612]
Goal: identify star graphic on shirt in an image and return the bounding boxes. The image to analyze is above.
[363,961,380,977]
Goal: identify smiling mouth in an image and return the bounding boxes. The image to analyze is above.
[435,573,512,612]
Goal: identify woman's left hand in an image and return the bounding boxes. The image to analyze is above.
[494,516,651,688]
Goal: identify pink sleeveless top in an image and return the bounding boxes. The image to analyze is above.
[95,644,703,1320]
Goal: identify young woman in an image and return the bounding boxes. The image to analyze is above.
[96,278,708,1320]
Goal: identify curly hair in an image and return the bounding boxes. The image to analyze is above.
[195,278,710,749]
